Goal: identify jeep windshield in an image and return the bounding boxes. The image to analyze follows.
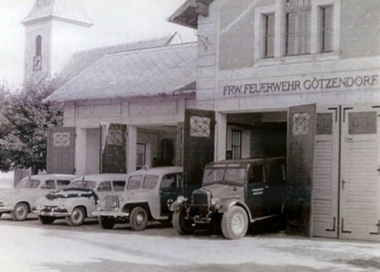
[16,179,41,189]
[203,167,245,186]
[68,180,96,190]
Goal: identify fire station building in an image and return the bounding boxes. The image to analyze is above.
[169,0,380,242]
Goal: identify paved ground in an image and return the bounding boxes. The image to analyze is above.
[0,214,379,272]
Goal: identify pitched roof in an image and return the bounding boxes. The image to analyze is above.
[58,34,177,84]
[44,43,197,103]
[22,0,92,26]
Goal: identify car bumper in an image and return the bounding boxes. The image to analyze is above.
[93,210,129,218]
[33,208,70,217]
[0,207,13,213]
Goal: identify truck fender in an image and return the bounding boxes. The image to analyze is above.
[170,196,188,212]
[218,200,252,222]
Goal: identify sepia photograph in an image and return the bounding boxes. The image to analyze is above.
[0,0,379,271]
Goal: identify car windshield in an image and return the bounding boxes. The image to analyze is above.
[203,167,245,186]
[68,180,96,190]
[16,179,41,189]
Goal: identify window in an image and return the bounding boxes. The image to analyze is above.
[142,175,159,190]
[285,0,311,55]
[263,13,275,58]
[35,36,42,56]
[57,180,71,189]
[97,181,112,192]
[127,176,143,190]
[267,163,285,182]
[320,5,333,52]
[161,174,177,189]
[248,165,264,184]
[112,180,126,192]
[231,130,242,159]
[136,143,146,170]
[42,180,56,190]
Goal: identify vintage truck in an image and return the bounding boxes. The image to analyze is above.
[93,167,183,231]
[171,157,287,239]
[34,174,128,226]
[0,174,76,221]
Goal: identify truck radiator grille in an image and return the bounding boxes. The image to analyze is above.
[192,192,209,205]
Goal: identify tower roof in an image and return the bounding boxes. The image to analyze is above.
[22,0,93,27]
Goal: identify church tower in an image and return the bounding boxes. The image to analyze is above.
[22,0,93,83]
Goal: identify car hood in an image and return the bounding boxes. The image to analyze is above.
[44,189,99,203]
[195,184,243,199]
[0,189,37,200]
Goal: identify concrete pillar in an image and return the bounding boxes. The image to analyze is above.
[75,128,86,176]
[127,125,137,173]
[216,112,227,161]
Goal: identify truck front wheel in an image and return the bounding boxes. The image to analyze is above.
[173,208,194,235]
[221,206,248,240]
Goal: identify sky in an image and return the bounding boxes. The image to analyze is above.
[0,0,196,88]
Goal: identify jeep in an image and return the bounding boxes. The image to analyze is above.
[171,157,287,239]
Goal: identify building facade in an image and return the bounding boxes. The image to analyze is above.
[170,0,380,242]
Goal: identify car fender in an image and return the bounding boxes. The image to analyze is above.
[218,200,252,222]
[170,196,188,212]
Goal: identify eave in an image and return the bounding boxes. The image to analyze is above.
[168,0,214,29]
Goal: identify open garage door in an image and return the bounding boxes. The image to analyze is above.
[287,104,316,236]
[100,123,127,174]
[183,109,215,197]
[47,127,75,174]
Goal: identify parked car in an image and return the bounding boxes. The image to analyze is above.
[171,157,287,239]
[34,174,128,226]
[0,174,76,221]
[94,167,183,231]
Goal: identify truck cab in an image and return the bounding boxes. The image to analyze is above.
[172,157,287,239]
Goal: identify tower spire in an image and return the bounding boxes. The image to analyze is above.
[22,0,92,27]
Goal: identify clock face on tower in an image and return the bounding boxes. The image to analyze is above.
[33,55,42,71]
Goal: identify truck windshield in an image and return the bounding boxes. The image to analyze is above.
[16,179,41,189]
[68,180,96,190]
[203,168,245,186]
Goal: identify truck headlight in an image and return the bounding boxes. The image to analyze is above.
[211,198,219,206]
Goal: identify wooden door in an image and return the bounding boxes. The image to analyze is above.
[312,106,339,238]
[287,104,316,236]
[100,123,127,174]
[47,127,75,174]
[183,109,215,197]
[340,105,380,241]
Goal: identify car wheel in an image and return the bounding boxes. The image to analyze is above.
[11,203,29,221]
[130,207,148,231]
[221,206,248,240]
[66,207,85,226]
[38,216,55,225]
[99,216,116,229]
[173,208,194,235]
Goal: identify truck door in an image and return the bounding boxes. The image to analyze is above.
[287,104,316,236]
[100,123,127,173]
[47,127,76,174]
[183,109,215,197]
[160,172,182,216]
[246,164,267,218]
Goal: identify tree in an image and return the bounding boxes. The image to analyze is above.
[0,79,63,174]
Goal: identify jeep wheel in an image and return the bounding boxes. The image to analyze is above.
[221,206,248,240]
[130,207,148,231]
[99,216,116,229]
[66,207,85,226]
[173,208,194,235]
[38,216,55,225]
[11,203,29,221]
